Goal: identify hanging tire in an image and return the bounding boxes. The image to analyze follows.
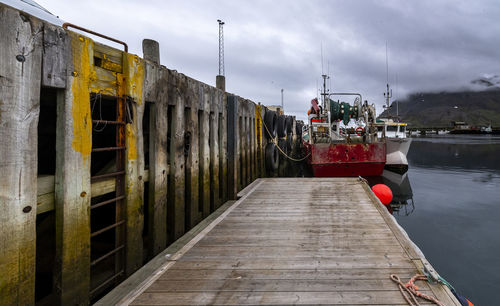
[277,115,287,137]
[285,116,293,135]
[296,122,303,136]
[286,135,293,151]
[278,138,288,155]
[264,110,277,139]
[265,143,279,171]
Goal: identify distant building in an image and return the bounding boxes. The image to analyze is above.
[266,105,283,115]
[451,121,470,130]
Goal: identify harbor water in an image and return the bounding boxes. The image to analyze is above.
[369,135,500,305]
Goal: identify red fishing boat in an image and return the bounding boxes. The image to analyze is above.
[303,75,386,177]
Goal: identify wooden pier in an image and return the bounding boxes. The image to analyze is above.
[99,178,460,305]
[0,4,462,304]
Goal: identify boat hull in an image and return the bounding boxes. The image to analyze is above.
[385,138,412,173]
[306,142,386,177]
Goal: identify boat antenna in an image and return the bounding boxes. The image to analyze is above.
[386,42,389,84]
[316,78,319,99]
[321,74,329,107]
[383,42,392,110]
[396,73,399,117]
[321,42,324,75]
[328,61,332,94]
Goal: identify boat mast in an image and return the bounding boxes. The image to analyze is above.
[383,43,392,112]
[321,74,329,109]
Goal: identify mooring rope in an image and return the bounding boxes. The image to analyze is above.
[390,274,445,306]
[91,92,107,132]
[257,108,311,162]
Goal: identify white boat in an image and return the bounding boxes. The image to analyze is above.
[378,54,411,173]
[437,129,449,135]
[481,125,492,133]
[375,119,412,173]
[410,130,421,136]
[426,130,437,135]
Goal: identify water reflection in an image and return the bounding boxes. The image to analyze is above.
[366,170,415,216]
[393,135,500,305]
[409,135,500,172]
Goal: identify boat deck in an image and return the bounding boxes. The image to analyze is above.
[100,178,459,305]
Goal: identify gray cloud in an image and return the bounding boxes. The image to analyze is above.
[36,0,500,120]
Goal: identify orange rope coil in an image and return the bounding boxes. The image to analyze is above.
[390,274,445,306]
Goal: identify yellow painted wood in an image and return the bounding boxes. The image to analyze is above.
[53,31,93,305]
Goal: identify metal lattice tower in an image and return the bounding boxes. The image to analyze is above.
[217,19,225,76]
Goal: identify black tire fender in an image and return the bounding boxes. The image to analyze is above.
[264,110,277,139]
[265,143,279,171]
[296,122,303,136]
[277,115,287,138]
[286,135,293,151]
[285,116,293,135]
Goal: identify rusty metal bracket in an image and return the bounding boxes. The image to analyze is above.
[62,22,128,52]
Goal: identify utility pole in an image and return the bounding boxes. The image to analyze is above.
[281,89,284,109]
[217,19,225,76]
[216,19,226,91]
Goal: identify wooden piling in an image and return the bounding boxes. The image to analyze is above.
[199,85,211,217]
[249,103,257,182]
[53,32,92,305]
[255,104,265,178]
[219,91,228,203]
[185,78,201,229]
[123,53,145,275]
[210,88,221,211]
[42,24,68,89]
[0,7,43,305]
[142,39,160,65]
[227,95,239,200]
[143,41,168,256]
[215,75,225,91]
[167,71,186,241]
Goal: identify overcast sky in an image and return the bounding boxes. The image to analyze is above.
[35,0,500,120]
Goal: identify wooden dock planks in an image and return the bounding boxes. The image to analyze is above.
[111,178,459,305]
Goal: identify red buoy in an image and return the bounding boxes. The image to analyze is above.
[372,184,393,205]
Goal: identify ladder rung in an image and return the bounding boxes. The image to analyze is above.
[91,195,126,210]
[92,146,126,153]
[89,270,124,297]
[91,245,125,266]
[91,171,125,182]
[91,220,125,237]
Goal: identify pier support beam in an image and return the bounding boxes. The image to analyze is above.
[199,85,211,217]
[216,75,225,92]
[0,7,43,305]
[143,39,168,257]
[54,32,92,305]
[168,72,186,242]
[209,89,220,210]
[227,95,239,200]
[142,39,160,65]
[123,53,145,276]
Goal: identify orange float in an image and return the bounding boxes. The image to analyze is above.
[372,184,393,205]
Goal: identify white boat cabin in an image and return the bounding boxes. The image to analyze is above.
[375,120,408,139]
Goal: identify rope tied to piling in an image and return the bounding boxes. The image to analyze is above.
[256,107,311,162]
[390,274,445,306]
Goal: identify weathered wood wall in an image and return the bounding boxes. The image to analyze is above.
[0,6,43,305]
[0,3,300,304]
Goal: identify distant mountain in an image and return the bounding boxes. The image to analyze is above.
[378,89,500,127]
